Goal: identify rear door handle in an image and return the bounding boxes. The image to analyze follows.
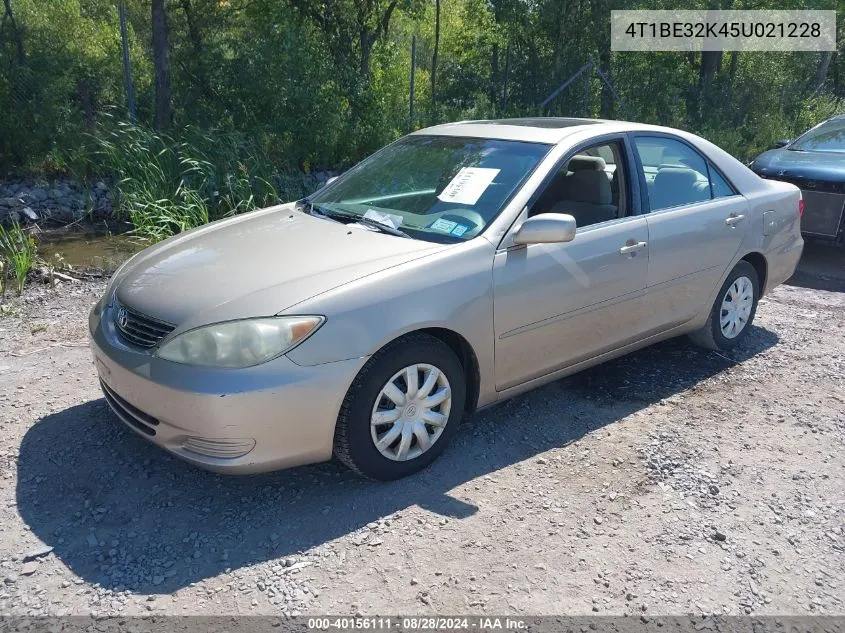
[725,214,746,226]
[619,241,648,255]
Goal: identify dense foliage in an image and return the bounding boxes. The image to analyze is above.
[1,0,843,206]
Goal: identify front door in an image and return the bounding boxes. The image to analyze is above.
[493,218,650,390]
[492,137,651,391]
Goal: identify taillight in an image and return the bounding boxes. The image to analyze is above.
[798,197,804,218]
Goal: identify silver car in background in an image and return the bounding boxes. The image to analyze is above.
[89,117,804,480]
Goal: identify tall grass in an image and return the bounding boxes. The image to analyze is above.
[0,222,37,295]
[125,184,211,242]
[92,122,314,242]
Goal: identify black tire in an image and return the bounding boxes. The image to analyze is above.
[689,260,760,351]
[333,333,466,480]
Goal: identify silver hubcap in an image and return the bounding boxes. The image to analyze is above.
[370,363,452,462]
[720,276,754,339]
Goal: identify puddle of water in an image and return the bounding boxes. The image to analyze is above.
[37,228,146,273]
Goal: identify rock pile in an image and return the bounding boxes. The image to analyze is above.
[0,179,113,226]
[0,169,340,228]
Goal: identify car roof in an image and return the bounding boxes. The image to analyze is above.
[412,117,603,144]
[412,117,681,144]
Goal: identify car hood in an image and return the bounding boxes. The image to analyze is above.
[751,148,845,182]
[114,204,451,328]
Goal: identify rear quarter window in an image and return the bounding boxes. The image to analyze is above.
[709,166,738,199]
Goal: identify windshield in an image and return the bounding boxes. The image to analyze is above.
[307,135,551,242]
[790,119,845,153]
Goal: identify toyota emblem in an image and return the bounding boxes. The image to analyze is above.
[117,307,129,330]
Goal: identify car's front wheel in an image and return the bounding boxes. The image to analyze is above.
[689,260,760,351]
[333,333,466,480]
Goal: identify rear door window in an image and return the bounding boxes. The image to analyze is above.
[634,136,712,212]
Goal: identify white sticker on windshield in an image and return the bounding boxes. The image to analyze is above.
[437,167,499,205]
[363,208,403,229]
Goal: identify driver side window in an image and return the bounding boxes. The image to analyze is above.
[529,140,628,229]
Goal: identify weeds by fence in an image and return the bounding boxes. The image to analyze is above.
[0,222,36,296]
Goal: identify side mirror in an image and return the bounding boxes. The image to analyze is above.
[325,176,339,186]
[772,139,791,149]
[513,213,577,245]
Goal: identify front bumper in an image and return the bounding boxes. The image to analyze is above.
[89,301,367,474]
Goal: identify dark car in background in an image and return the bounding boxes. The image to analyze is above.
[750,115,845,244]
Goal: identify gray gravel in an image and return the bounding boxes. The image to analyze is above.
[0,243,843,616]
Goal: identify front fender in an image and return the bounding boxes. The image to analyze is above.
[284,238,498,407]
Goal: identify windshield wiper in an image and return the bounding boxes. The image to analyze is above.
[297,198,411,238]
[352,215,412,239]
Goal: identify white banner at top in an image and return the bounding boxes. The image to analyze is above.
[611,10,837,52]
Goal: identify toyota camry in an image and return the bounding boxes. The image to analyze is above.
[90,117,804,480]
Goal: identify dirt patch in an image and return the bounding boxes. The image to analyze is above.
[0,246,842,616]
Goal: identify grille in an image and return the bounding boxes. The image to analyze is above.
[799,190,845,237]
[101,380,159,436]
[114,300,175,348]
[758,174,845,237]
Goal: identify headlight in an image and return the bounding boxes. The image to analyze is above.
[156,316,324,368]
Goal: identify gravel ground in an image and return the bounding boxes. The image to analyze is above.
[0,243,842,617]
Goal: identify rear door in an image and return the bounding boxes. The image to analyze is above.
[631,134,750,328]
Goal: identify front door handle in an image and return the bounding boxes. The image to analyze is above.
[725,214,746,226]
[619,240,648,255]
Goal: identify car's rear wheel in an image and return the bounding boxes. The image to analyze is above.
[333,333,466,480]
[689,260,760,351]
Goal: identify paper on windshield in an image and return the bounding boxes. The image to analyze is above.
[363,208,403,229]
[437,167,499,205]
